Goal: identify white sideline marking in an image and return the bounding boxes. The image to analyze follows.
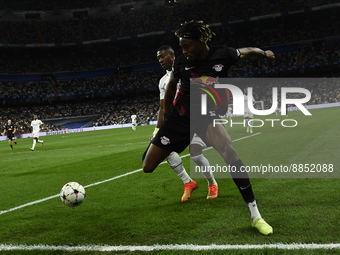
[0,243,340,251]
[0,133,261,216]
[8,141,149,155]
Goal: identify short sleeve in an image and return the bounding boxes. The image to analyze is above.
[224,47,241,64]
[158,78,166,100]
[172,53,183,79]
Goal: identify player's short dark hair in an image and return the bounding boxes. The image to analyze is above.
[175,20,215,43]
[157,45,174,52]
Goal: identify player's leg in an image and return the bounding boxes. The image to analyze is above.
[190,135,218,199]
[166,151,197,202]
[34,133,43,144]
[31,137,37,151]
[248,117,253,134]
[142,143,171,173]
[166,152,192,184]
[205,123,273,235]
[8,138,13,150]
[244,116,249,132]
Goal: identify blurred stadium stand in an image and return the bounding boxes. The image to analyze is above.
[1,0,340,132]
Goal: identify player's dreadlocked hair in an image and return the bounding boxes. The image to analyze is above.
[175,20,215,43]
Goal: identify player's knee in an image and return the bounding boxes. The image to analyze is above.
[221,146,239,164]
[142,161,155,173]
[190,144,203,157]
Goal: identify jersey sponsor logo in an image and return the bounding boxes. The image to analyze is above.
[160,136,170,145]
[212,64,224,72]
[192,76,221,108]
[185,66,195,70]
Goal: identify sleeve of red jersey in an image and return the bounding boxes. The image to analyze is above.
[224,47,241,63]
[172,52,183,79]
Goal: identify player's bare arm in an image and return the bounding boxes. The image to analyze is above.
[239,47,275,61]
[156,99,165,128]
[164,72,179,114]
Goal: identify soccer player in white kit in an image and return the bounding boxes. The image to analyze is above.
[131,114,137,131]
[244,88,255,133]
[276,103,280,116]
[227,105,232,122]
[30,115,44,151]
[154,45,218,201]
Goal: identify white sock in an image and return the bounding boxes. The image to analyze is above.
[248,200,262,221]
[167,152,192,184]
[246,119,251,130]
[191,154,217,186]
[38,140,43,143]
[32,139,37,150]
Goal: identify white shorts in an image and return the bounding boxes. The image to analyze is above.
[191,133,206,149]
[244,112,254,119]
[33,132,40,138]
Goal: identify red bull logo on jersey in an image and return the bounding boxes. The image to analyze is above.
[191,76,221,108]
[212,64,224,72]
[192,76,218,85]
[160,136,170,145]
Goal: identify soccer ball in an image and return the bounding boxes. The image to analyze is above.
[60,182,86,207]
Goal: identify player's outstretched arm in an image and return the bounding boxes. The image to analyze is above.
[164,72,179,114]
[239,47,275,61]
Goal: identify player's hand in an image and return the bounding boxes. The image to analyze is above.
[264,50,275,61]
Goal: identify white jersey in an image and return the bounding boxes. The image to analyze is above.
[131,115,137,124]
[244,94,255,118]
[158,70,180,100]
[227,106,232,117]
[31,119,43,134]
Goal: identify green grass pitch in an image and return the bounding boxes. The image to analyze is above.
[0,107,339,255]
